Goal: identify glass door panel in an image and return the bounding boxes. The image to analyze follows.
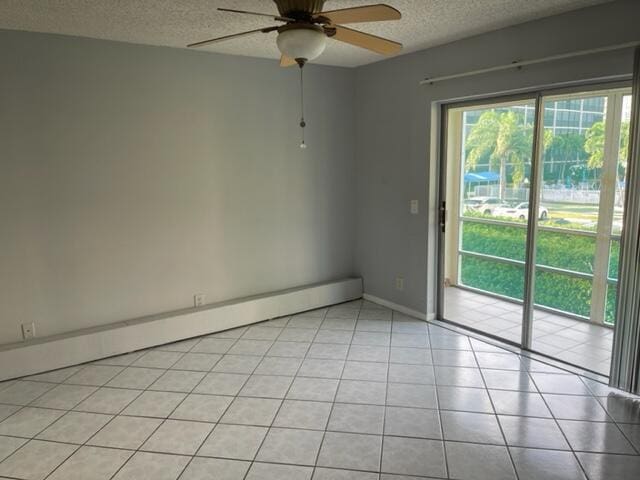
[440,87,631,375]
[439,89,631,375]
[443,99,535,344]
[605,94,632,325]
[531,90,631,375]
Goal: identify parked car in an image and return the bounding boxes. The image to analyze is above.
[494,202,549,220]
[464,197,505,215]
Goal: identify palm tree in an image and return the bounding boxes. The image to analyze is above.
[585,120,630,205]
[584,121,606,170]
[585,120,630,171]
[466,110,532,200]
[543,132,586,184]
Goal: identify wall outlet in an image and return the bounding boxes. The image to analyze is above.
[395,276,404,291]
[409,200,419,214]
[21,322,35,340]
[193,294,206,307]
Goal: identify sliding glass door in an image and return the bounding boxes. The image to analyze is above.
[442,98,536,344]
[531,90,631,373]
[440,85,632,375]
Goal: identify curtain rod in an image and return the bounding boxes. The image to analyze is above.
[419,41,640,85]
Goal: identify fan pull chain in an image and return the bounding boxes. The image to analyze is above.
[299,64,307,149]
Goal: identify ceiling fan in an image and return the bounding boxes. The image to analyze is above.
[187,1,402,149]
[187,0,403,66]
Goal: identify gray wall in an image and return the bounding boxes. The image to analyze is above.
[0,30,356,344]
[354,0,640,315]
[3,0,638,345]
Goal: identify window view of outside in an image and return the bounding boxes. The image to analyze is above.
[457,92,630,325]
[605,94,631,321]
[458,101,533,309]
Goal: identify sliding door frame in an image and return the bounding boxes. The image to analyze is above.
[436,79,632,368]
[436,91,540,349]
[521,93,544,349]
[611,48,640,393]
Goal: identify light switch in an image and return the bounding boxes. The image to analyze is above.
[410,200,419,214]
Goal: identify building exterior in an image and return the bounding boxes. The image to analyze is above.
[461,96,608,193]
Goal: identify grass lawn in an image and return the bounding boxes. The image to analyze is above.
[542,202,623,233]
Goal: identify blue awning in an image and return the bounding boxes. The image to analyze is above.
[464,171,500,183]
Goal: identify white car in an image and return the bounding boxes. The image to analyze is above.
[464,197,505,215]
[495,202,549,220]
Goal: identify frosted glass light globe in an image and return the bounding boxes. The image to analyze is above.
[277,27,327,62]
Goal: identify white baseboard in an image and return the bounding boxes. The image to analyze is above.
[0,277,363,381]
[362,293,429,321]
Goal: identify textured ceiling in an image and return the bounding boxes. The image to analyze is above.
[0,0,612,67]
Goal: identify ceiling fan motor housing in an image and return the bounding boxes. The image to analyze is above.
[274,0,326,18]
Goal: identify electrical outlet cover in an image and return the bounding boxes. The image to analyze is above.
[21,322,35,340]
[194,294,206,307]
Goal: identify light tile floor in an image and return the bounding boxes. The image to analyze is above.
[0,299,639,479]
[444,287,614,375]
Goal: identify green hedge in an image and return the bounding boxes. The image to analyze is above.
[609,241,620,280]
[461,221,596,274]
[459,220,619,323]
[460,256,524,299]
[534,270,592,318]
[606,286,618,323]
[459,256,593,317]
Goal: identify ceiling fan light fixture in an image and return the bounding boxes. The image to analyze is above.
[276,25,327,62]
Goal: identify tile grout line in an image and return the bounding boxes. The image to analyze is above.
[34,355,159,480]
[243,307,330,479]
[427,324,450,479]
[469,337,521,480]
[527,372,596,480]
[310,302,373,475]
[0,369,90,426]
[2,301,640,480]
[576,376,640,457]
[228,318,299,480]
[0,366,115,480]
[443,290,614,376]
[103,330,247,480]
[151,326,255,480]
[2,425,638,459]
[378,308,393,477]
[45,349,196,479]
[12,385,636,424]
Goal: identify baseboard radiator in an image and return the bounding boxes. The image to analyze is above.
[0,277,363,381]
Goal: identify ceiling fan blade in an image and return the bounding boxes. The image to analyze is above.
[280,55,297,67]
[217,7,294,23]
[187,26,278,48]
[332,25,402,55]
[316,4,401,24]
